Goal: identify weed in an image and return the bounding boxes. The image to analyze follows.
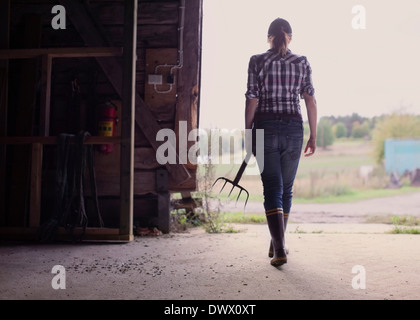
[222,212,266,224]
[391,215,420,226]
[389,215,420,234]
[197,154,239,233]
[389,226,420,234]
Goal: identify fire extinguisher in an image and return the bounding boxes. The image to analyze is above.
[98,101,118,154]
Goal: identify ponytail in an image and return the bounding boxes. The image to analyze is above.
[268,18,293,58]
[272,29,289,58]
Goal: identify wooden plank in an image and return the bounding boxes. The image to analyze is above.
[59,0,191,185]
[0,0,9,227]
[0,47,123,60]
[134,147,160,170]
[29,143,42,227]
[104,24,178,48]
[96,171,155,196]
[9,13,41,227]
[119,0,138,241]
[95,170,198,196]
[156,168,170,234]
[0,136,121,145]
[0,227,129,242]
[175,0,202,130]
[144,48,178,121]
[174,0,202,190]
[90,2,179,26]
[39,54,52,136]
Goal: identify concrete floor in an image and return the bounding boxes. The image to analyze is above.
[1,222,420,301]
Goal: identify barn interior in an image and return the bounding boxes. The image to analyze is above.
[0,0,203,242]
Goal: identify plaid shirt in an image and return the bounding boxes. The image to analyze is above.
[245,49,315,119]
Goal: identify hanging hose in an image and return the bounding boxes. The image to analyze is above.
[39,131,103,242]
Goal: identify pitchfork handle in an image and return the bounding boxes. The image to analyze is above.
[233,153,252,185]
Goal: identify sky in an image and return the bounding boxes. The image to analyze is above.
[199,0,420,130]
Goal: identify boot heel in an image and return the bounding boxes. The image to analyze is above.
[271,256,287,267]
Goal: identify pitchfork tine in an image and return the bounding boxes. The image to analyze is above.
[235,188,250,211]
[235,189,243,206]
[219,180,228,194]
[211,154,252,211]
[228,185,236,198]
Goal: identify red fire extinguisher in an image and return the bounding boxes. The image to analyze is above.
[98,101,118,154]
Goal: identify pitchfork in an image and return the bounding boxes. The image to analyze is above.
[212,153,252,210]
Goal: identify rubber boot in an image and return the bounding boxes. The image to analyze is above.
[265,208,287,266]
[269,212,289,258]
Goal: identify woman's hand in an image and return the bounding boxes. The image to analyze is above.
[304,137,316,157]
[303,92,318,157]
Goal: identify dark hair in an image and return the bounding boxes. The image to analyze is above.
[268,18,292,58]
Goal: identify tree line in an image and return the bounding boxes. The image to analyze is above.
[313,112,420,163]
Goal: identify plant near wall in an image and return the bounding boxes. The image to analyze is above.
[198,160,226,234]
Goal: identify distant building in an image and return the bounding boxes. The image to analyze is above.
[385,139,420,175]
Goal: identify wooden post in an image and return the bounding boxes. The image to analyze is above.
[156,168,170,234]
[119,0,138,241]
[0,0,9,226]
[29,143,43,227]
[9,14,41,227]
[175,0,202,173]
[39,55,52,137]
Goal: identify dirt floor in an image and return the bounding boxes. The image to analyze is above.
[1,191,420,301]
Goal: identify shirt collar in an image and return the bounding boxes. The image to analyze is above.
[268,48,292,56]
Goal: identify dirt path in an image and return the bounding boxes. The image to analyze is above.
[220,191,420,223]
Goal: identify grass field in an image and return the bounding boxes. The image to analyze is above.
[199,138,419,204]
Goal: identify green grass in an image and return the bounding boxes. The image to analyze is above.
[389,226,420,234]
[222,211,266,224]
[293,186,420,204]
[199,139,420,205]
[368,215,420,234]
[388,215,420,234]
[391,215,420,226]
[297,154,374,178]
[212,185,418,204]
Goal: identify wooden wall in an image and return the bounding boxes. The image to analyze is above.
[1,0,202,233]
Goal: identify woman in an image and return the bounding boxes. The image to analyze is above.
[245,18,318,267]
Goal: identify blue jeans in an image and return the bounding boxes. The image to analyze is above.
[255,117,303,258]
[255,117,304,212]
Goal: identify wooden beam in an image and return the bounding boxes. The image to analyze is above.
[39,55,52,136]
[156,168,170,234]
[0,227,129,242]
[29,143,42,227]
[119,0,138,241]
[0,47,123,60]
[59,0,191,185]
[175,0,202,179]
[9,14,41,227]
[0,136,121,145]
[0,0,9,227]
